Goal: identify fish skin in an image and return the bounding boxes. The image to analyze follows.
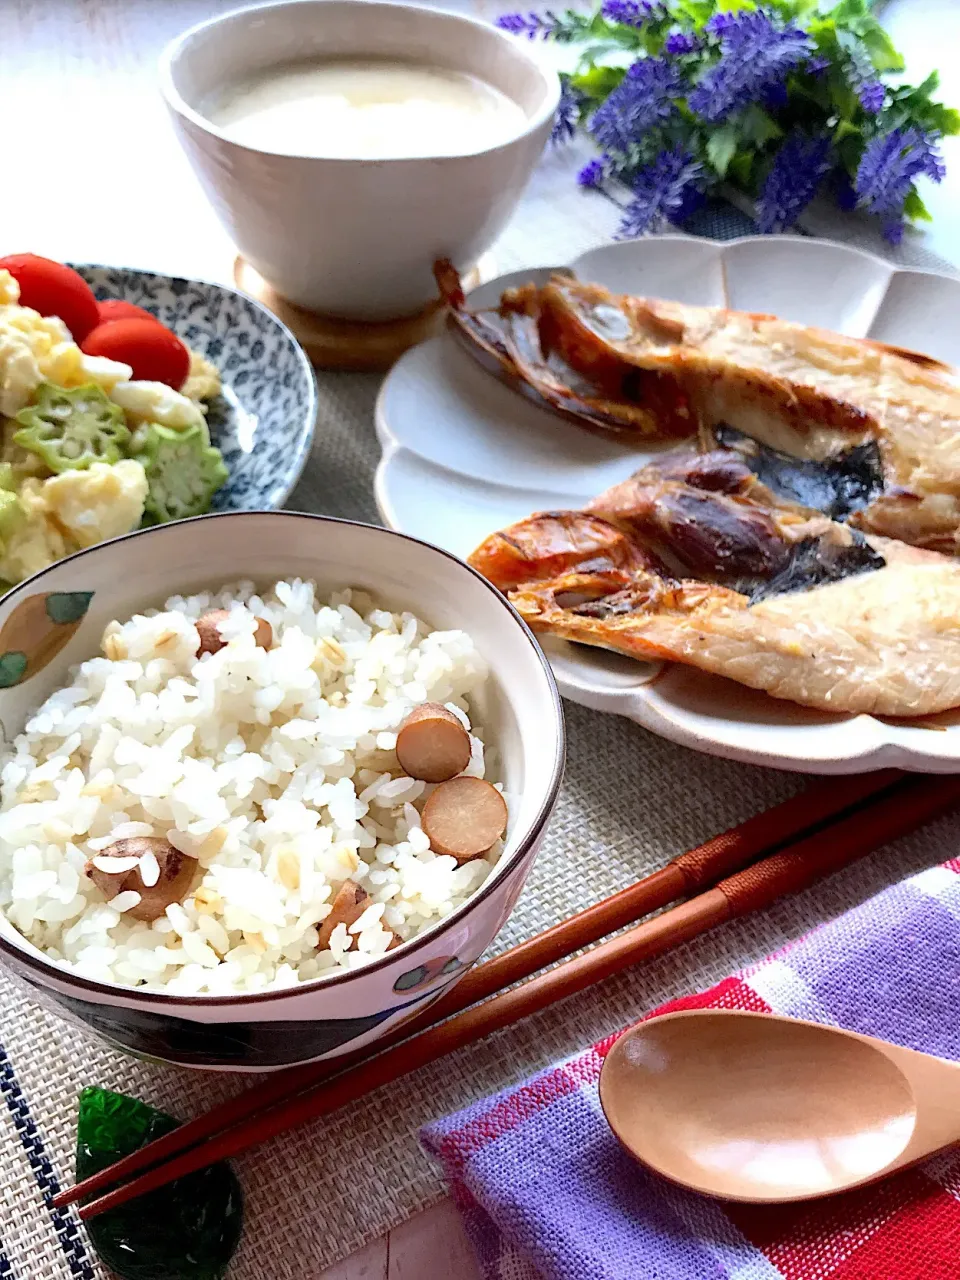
[710,423,886,521]
[582,450,885,598]
[436,261,692,440]
[469,458,960,717]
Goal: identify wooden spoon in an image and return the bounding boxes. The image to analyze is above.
[599,1010,960,1203]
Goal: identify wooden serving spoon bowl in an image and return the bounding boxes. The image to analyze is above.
[599,1010,960,1203]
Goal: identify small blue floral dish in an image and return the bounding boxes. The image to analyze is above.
[73,265,317,511]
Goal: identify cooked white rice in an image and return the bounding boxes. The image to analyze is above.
[0,579,502,994]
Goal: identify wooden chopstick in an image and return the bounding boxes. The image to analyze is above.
[52,768,899,1213]
[76,770,958,1221]
[449,767,902,1006]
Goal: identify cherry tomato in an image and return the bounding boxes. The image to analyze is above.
[81,319,191,390]
[0,253,100,342]
[96,299,162,328]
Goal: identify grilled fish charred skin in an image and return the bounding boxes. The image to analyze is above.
[469,453,960,718]
[435,260,690,440]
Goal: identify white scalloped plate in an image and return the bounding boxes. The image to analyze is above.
[375,235,960,774]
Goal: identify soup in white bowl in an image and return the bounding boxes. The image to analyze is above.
[210,57,527,159]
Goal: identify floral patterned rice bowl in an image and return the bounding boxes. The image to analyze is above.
[72,265,317,512]
[0,513,564,1069]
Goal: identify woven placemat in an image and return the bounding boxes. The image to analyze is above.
[1,144,958,1279]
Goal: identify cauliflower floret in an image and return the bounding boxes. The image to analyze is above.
[0,295,133,419]
[0,331,43,417]
[38,460,147,549]
[0,454,147,585]
[0,271,19,307]
[180,350,222,403]
[109,379,204,429]
[78,353,133,390]
[43,343,133,393]
[0,304,79,416]
[3,305,71,347]
[0,479,73,583]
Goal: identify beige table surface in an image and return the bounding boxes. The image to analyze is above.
[3,2,960,1277]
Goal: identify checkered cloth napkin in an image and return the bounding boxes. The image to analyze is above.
[422,857,960,1280]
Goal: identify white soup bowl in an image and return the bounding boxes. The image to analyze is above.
[160,0,559,319]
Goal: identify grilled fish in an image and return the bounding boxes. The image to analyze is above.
[440,262,960,554]
[435,261,696,440]
[470,454,960,717]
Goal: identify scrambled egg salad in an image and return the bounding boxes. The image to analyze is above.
[0,266,226,589]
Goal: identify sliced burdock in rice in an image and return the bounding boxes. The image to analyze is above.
[194,608,272,656]
[316,880,403,953]
[421,777,508,863]
[396,701,471,782]
[86,837,199,922]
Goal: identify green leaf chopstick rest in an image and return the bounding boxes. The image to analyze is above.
[76,1087,243,1280]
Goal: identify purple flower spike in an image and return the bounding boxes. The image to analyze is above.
[757,131,831,233]
[578,158,608,189]
[858,81,885,114]
[855,126,946,242]
[617,146,704,238]
[705,12,736,36]
[589,57,681,153]
[552,82,582,145]
[665,31,700,55]
[602,0,664,27]
[496,12,536,36]
[496,11,558,38]
[688,10,813,122]
[806,55,830,76]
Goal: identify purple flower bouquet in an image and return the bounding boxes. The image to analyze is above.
[499,0,957,243]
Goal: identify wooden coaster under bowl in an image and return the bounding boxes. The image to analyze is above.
[233,257,489,372]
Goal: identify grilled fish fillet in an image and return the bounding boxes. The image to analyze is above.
[470,455,960,717]
[439,259,960,554]
[536,278,960,553]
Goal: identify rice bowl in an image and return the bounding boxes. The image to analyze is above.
[0,578,506,995]
[0,511,562,1069]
